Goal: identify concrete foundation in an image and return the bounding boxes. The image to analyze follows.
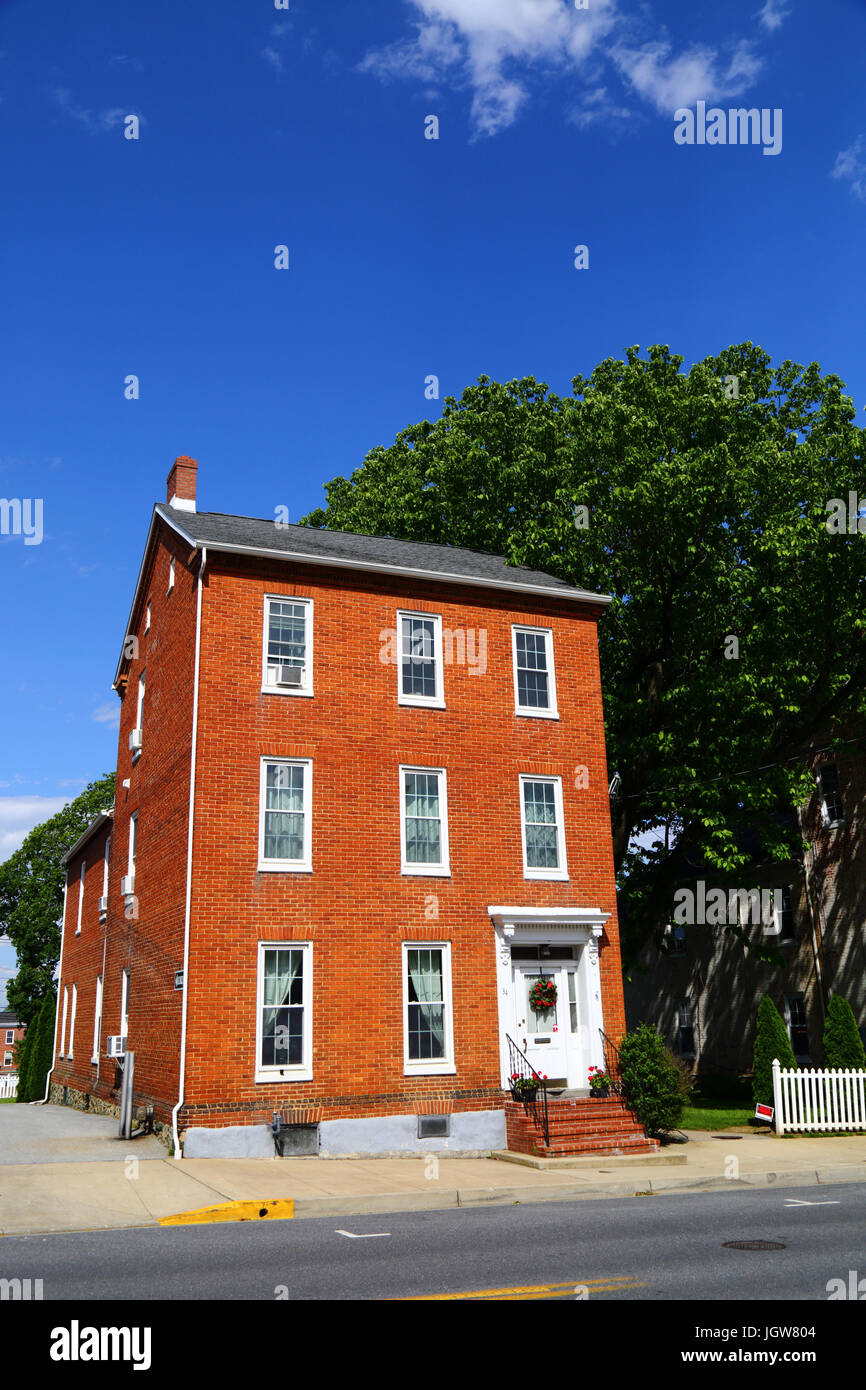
[178,1109,507,1158]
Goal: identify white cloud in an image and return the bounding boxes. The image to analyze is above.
[50,87,139,134]
[92,702,120,728]
[359,0,764,137]
[261,46,283,74]
[755,0,790,33]
[0,795,70,863]
[612,38,762,114]
[831,135,866,202]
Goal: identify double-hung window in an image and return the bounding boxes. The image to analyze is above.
[4,1030,12,1046]
[127,813,137,893]
[59,987,68,1058]
[3,1053,11,1068]
[676,998,695,1058]
[92,975,103,1064]
[519,775,567,879]
[817,761,844,827]
[130,671,145,757]
[76,862,85,935]
[402,943,455,1075]
[258,759,312,872]
[68,984,77,1060]
[120,969,130,1041]
[262,596,313,695]
[398,611,444,708]
[256,943,312,1081]
[786,995,810,1057]
[512,626,557,717]
[400,766,449,876]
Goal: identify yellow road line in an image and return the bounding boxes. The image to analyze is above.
[159,1198,294,1227]
[395,1276,644,1301]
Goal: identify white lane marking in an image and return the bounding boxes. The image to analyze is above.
[335,1229,392,1238]
[783,1198,841,1207]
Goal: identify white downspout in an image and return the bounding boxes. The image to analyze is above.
[42,880,68,1102]
[172,546,205,1158]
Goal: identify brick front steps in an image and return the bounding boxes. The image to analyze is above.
[505,1096,660,1159]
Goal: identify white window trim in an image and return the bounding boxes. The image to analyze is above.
[127,813,137,892]
[120,969,130,1039]
[3,1053,11,1068]
[59,987,68,1059]
[167,556,175,593]
[397,610,445,709]
[144,603,151,634]
[4,1030,13,1045]
[68,984,77,1060]
[76,862,85,935]
[101,837,110,917]
[402,941,456,1076]
[132,672,145,761]
[512,625,558,719]
[255,941,313,1083]
[519,774,569,881]
[92,975,103,1064]
[261,594,315,698]
[257,758,313,873]
[400,765,450,877]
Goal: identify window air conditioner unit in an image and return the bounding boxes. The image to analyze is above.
[106,1036,127,1058]
[98,895,108,914]
[273,665,303,688]
[129,729,143,752]
[121,875,135,897]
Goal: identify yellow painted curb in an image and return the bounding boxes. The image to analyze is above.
[159,1198,295,1227]
[394,1275,644,1301]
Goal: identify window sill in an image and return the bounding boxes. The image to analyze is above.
[515,708,559,720]
[260,686,314,698]
[404,1063,456,1076]
[401,865,451,878]
[523,869,569,881]
[398,697,446,711]
[256,862,313,874]
[255,1068,313,1084]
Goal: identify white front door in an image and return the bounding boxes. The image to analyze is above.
[513,962,583,1086]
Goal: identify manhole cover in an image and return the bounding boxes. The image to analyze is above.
[722,1240,786,1251]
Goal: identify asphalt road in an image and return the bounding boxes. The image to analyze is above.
[2,1182,863,1302]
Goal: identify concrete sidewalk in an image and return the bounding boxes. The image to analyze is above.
[2,1129,866,1234]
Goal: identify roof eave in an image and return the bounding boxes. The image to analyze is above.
[60,809,114,868]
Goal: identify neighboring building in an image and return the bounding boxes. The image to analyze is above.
[624,742,866,1076]
[0,1011,25,1073]
[51,456,646,1158]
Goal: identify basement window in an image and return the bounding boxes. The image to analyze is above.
[417,1114,450,1140]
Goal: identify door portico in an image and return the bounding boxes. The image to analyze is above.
[488,905,609,1090]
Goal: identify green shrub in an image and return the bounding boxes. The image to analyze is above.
[823,995,866,1069]
[752,995,797,1108]
[618,1023,693,1135]
[14,1027,34,1103]
[26,994,57,1102]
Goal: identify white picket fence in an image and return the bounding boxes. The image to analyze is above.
[0,1073,18,1099]
[772,1058,866,1134]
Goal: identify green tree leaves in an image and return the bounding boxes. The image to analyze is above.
[302,345,866,963]
[0,773,115,1025]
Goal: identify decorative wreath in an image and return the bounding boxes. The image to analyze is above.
[529,978,557,1012]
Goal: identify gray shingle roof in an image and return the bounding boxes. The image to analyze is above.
[155,505,609,606]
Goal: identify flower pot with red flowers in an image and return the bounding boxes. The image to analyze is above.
[588,1065,612,1098]
[510,1073,545,1104]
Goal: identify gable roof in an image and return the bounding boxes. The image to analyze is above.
[155,504,610,605]
[114,503,611,687]
[60,810,113,869]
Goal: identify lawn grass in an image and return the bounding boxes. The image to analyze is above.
[681,1094,756,1130]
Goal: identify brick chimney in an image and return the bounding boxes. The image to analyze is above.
[167,456,198,512]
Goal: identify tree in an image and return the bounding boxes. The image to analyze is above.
[302,346,866,963]
[13,1027,34,1101]
[0,774,115,1026]
[618,1022,692,1134]
[822,995,866,1069]
[752,995,797,1107]
[17,993,57,1103]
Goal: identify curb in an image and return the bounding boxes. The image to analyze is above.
[491,1150,688,1171]
[158,1198,295,1227]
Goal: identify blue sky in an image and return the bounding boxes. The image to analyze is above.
[1,0,865,995]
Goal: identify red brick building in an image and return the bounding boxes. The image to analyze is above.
[0,1011,25,1074]
[52,457,637,1157]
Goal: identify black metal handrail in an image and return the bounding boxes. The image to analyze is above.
[505,1033,549,1147]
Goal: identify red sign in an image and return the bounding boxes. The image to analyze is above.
[755,1103,773,1120]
